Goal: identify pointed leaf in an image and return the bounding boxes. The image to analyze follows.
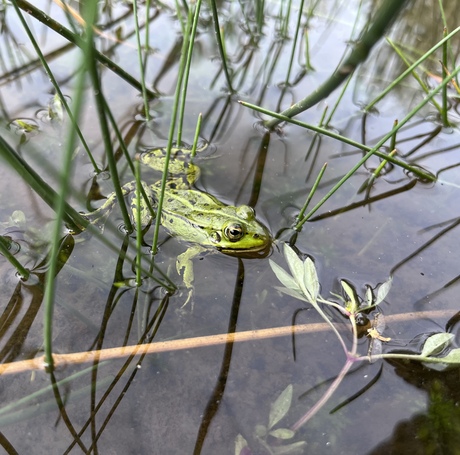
[441,348,460,364]
[341,280,358,312]
[365,285,373,307]
[283,244,305,287]
[421,332,454,357]
[234,434,248,455]
[375,276,393,305]
[422,348,460,371]
[274,286,309,302]
[268,385,293,430]
[303,257,319,303]
[268,428,295,439]
[270,260,299,292]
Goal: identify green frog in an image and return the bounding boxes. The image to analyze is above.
[84,145,271,303]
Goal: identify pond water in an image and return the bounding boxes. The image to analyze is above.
[1,1,460,454]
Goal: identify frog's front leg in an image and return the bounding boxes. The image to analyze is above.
[83,181,154,231]
[176,244,206,307]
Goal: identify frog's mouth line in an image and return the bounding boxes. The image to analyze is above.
[220,244,273,258]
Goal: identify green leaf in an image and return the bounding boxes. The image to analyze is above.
[375,276,392,305]
[422,348,460,371]
[440,348,460,364]
[274,286,309,303]
[303,257,319,303]
[269,260,300,292]
[268,385,293,430]
[365,285,373,307]
[269,428,295,439]
[421,332,454,357]
[341,280,358,313]
[234,434,248,455]
[283,244,305,287]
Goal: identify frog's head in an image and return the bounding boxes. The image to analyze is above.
[209,205,272,258]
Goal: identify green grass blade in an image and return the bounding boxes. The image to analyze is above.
[209,0,234,92]
[283,0,304,86]
[441,27,449,126]
[177,0,202,146]
[10,0,99,172]
[39,0,98,369]
[16,0,156,99]
[86,51,133,233]
[0,235,30,280]
[386,37,442,114]
[151,8,193,255]
[133,0,150,121]
[266,0,409,128]
[295,162,327,230]
[239,101,435,182]
[366,25,460,111]
[242,62,459,228]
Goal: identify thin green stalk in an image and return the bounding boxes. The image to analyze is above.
[442,27,449,126]
[389,119,398,152]
[209,0,234,92]
[101,96,155,220]
[256,0,265,35]
[376,148,397,178]
[244,63,460,229]
[283,0,304,86]
[239,101,435,182]
[191,113,203,159]
[134,159,142,286]
[40,0,99,369]
[297,64,460,228]
[267,0,409,128]
[177,0,202,146]
[16,0,156,99]
[151,12,193,255]
[366,25,460,111]
[438,0,455,75]
[133,0,150,121]
[0,236,29,280]
[359,148,397,194]
[279,0,292,38]
[144,0,152,50]
[322,0,362,126]
[296,162,327,226]
[324,72,353,127]
[304,28,314,71]
[86,51,133,232]
[174,0,186,36]
[386,38,442,114]
[10,0,99,172]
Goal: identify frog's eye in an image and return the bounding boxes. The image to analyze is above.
[224,223,244,242]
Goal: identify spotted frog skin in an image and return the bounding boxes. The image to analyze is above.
[84,145,271,303]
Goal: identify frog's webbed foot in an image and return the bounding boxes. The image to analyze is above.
[176,244,205,308]
[178,288,194,312]
[81,191,120,233]
[79,181,154,233]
